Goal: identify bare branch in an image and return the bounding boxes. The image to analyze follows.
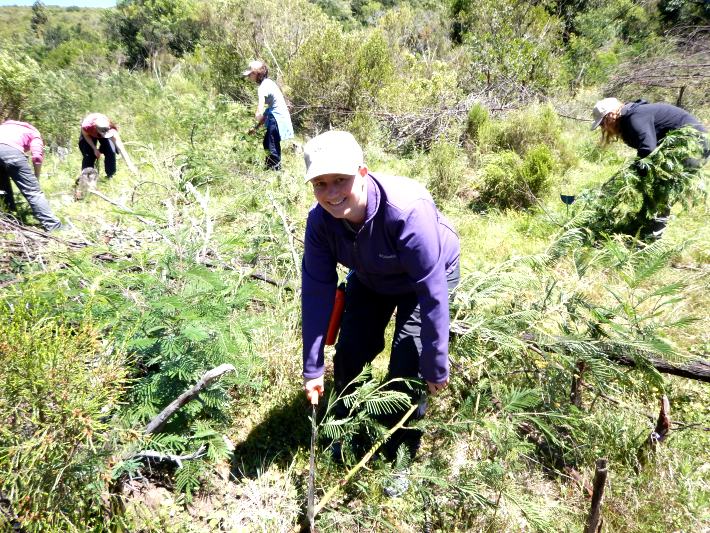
[144,364,236,435]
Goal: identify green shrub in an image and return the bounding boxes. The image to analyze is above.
[476,144,554,209]
[347,109,380,147]
[288,27,393,132]
[42,37,110,70]
[201,0,329,101]
[477,104,561,156]
[0,50,91,146]
[377,3,451,61]
[427,139,466,202]
[0,50,37,121]
[25,68,85,147]
[377,56,462,116]
[519,144,554,198]
[453,0,564,96]
[107,0,204,68]
[466,102,489,143]
[0,291,127,531]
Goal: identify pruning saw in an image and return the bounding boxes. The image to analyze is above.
[307,390,318,532]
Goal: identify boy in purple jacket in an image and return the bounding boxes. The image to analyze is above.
[301,131,460,481]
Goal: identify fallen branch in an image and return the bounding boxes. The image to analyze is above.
[89,190,158,227]
[636,395,672,470]
[563,466,594,498]
[144,364,235,434]
[604,350,710,383]
[649,395,671,447]
[133,444,207,468]
[584,458,608,533]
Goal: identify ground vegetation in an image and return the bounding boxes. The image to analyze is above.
[0,1,708,531]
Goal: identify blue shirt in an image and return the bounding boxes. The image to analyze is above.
[258,78,293,140]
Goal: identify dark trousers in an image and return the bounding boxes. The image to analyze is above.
[333,264,460,459]
[263,115,281,170]
[78,136,117,178]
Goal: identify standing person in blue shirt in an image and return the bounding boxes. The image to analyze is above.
[591,97,708,238]
[300,131,460,494]
[244,60,294,170]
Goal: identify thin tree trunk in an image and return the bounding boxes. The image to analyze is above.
[570,360,586,408]
[584,458,608,533]
[649,395,671,447]
[676,86,686,107]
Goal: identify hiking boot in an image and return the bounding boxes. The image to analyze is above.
[645,216,669,241]
[382,469,410,498]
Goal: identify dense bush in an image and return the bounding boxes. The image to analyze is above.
[562,0,657,88]
[0,50,36,121]
[41,37,107,69]
[0,291,127,531]
[201,0,329,101]
[288,26,394,131]
[427,139,466,202]
[476,144,555,209]
[477,104,562,156]
[378,55,461,116]
[377,3,451,63]
[465,102,489,143]
[452,0,564,97]
[0,51,86,146]
[107,0,204,68]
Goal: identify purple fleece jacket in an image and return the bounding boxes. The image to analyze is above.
[301,173,460,383]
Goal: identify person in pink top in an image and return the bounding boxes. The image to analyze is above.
[79,113,137,177]
[0,120,62,231]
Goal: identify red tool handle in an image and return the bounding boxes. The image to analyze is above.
[324,282,346,345]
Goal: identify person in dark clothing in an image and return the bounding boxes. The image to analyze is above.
[301,131,460,496]
[79,113,137,178]
[592,98,708,238]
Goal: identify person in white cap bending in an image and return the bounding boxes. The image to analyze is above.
[300,130,460,495]
[243,60,293,170]
[79,112,137,178]
[591,97,707,238]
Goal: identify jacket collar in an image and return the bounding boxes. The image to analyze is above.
[364,173,380,225]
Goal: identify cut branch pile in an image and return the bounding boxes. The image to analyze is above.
[0,214,87,283]
[607,26,710,103]
[294,90,525,151]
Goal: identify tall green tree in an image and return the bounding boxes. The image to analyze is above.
[452,0,564,97]
[30,0,49,36]
[108,0,204,68]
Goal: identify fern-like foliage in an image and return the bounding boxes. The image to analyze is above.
[318,366,414,463]
[575,127,708,238]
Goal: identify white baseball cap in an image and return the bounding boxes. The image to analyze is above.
[94,115,115,138]
[591,98,622,130]
[242,60,265,76]
[303,131,364,183]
